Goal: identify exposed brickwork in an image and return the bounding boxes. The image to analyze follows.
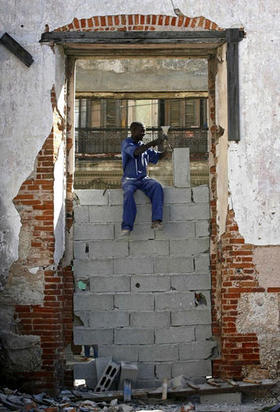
[54,14,222,32]
[12,87,74,392]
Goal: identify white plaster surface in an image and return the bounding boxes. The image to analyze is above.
[0,0,280,289]
[54,141,66,265]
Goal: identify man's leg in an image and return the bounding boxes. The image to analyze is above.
[140,178,164,223]
[121,179,138,231]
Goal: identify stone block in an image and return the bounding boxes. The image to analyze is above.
[170,204,210,221]
[74,241,89,260]
[88,311,129,329]
[89,240,128,259]
[96,356,112,381]
[131,275,170,293]
[195,220,209,237]
[75,189,109,206]
[163,187,192,203]
[73,327,113,345]
[195,325,212,340]
[95,360,120,392]
[155,326,194,344]
[114,257,153,274]
[89,206,122,223]
[98,345,139,362]
[154,257,194,273]
[73,358,97,389]
[114,294,154,311]
[195,254,210,273]
[129,240,169,257]
[137,362,155,379]
[155,292,194,311]
[115,224,154,240]
[172,360,212,378]
[155,363,172,380]
[74,224,114,241]
[90,276,130,293]
[171,274,211,291]
[119,361,138,388]
[170,238,209,257]
[173,148,190,187]
[130,311,170,328]
[200,392,242,404]
[171,309,211,326]
[114,328,154,345]
[74,293,113,311]
[74,206,89,223]
[74,259,114,276]
[155,222,195,240]
[138,344,179,362]
[192,185,209,203]
[179,341,217,360]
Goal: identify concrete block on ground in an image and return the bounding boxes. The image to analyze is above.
[131,275,170,293]
[170,238,209,257]
[118,361,138,389]
[98,345,139,362]
[96,356,112,382]
[114,328,154,345]
[173,148,190,187]
[154,257,194,273]
[171,309,211,326]
[155,292,194,311]
[74,293,113,311]
[90,276,130,293]
[200,392,242,404]
[89,240,128,259]
[114,257,153,274]
[172,360,212,378]
[195,220,209,237]
[114,294,154,311]
[89,206,122,223]
[164,187,192,203]
[179,341,217,360]
[73,359,97,389]
[73,327,113,345]
[74,259,114,276]
[130,311,170,328]
[138,344,179,362]
[195,254,210,273]
[74,223,114,241]
[75,189,109,206]
[192,185,209,203]
[115,224,154,240]
[88,311,129,329]
[155,326,195,344]
[155,222,195,240]
[195,325,212,340]
[95,360,120,392]
[171,274,211,291]
[129,240,169,257]
[155,363,172,380]
[170,204,210,221]
[74,206,89,223]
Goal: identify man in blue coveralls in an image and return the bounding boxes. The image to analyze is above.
[120,121,167,237]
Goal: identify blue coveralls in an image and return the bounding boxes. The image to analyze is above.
[121,137,164,231]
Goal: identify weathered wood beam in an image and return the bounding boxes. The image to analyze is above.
[0,32,34,67]
[226,29,245,141]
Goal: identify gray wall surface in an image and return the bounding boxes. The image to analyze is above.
[73,181,214,387]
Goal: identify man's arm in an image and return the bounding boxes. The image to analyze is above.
[133,136,165,157]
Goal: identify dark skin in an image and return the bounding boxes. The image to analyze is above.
[131,123,169,159]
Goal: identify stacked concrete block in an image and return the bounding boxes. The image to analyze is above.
[73,175,213,387]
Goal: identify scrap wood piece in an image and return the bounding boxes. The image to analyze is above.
[186,381,200,390]
[224,378,239,387]
[242,378,262,384]
[206,378,221,387]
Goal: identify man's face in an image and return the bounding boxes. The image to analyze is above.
[133,124,146,141]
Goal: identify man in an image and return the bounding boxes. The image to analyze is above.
[120,121,167,237]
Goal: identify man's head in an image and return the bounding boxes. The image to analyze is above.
[130,122,145,141]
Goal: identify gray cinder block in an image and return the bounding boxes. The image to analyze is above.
[200,392,242,404]
[73,358,97,389]
[195,253,210,273]
[74,259,114,276]
[173,148,190,188]
[98,345,139,362]
[74,206,89,223]
[170,204,210,221]
[119,361,138,389]
[172,360,212,378]
[195,220,210,237]
[74,293,113,311]
[114,294,154,311]
[192,185,209,203]
[130,311,170,328]
[171,274,211,291]
[89,240,128,259]
[89,206,123,223]
[155,326,195,344]
[95,360,120,392]
[75,189,109,206]
[170,238,209,257]
[155,292,194,311]
[195,324,212,340]
[164,187,192,203]
[73,327,113,345]
[171,309,211,326]
[114,257,153,274]
[115,328,154,345]
[155,222,195,240]
[129,240,169,257]
[155,363,172,380]
[90,276,130,293]
[138,344,179,362]
[131,275,170,293]
[179,341,217,360]
[115,224,154,241]
[154,257,194,273]
[89,311,129,329]
[74,223,114,241]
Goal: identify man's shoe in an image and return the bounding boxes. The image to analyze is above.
[151,221,163,230]
[117,229,131,239]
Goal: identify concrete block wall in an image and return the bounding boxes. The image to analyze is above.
[73,184,214,387]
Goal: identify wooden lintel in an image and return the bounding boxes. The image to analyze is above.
[0,32,34,67]
[75,91,208,99]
